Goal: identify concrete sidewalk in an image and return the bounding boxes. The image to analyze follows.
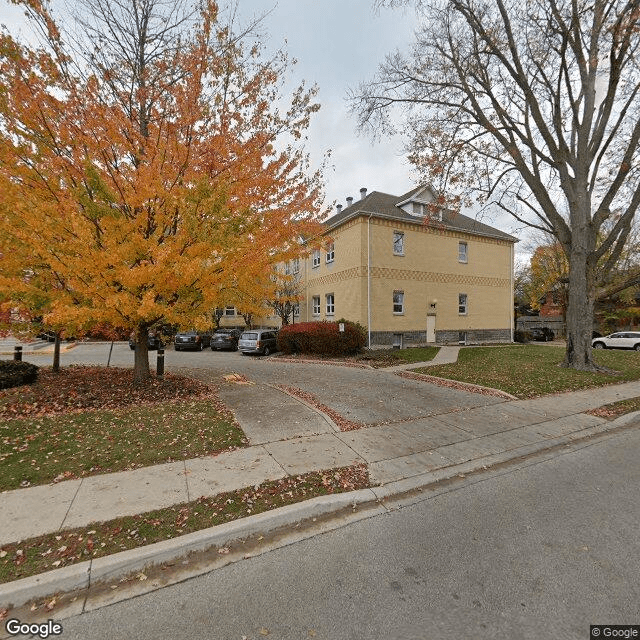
[2,378,640,547]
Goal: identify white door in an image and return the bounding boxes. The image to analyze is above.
[427,315,436,343]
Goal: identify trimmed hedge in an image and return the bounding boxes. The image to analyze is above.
[0,360,39,389]
[277,320,367,356]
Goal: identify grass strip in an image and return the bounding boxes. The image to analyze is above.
[587,397,640,420]
[413,345,640,398]
[0,464,369,584]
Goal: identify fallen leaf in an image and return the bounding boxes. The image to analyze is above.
[259,628,270,636]
[45,598,57,611]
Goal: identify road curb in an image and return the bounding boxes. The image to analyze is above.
[2,411,639,617]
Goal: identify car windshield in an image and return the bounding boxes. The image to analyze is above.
[242,333,258,340]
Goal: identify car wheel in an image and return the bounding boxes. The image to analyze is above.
[634,344,640,351]
[593,342,605,349]
[263,346,271,356]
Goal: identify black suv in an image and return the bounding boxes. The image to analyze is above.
[530,327,555,342]
[129,334,163,350]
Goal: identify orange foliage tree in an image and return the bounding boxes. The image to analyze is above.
[0,0,325,382]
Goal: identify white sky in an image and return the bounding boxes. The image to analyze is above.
[1,0,528,255]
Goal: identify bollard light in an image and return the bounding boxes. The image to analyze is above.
[157,347,165,378]
[13,345,22,361]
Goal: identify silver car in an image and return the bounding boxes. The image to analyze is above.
[238,329,278,356]
[592,332,640,350]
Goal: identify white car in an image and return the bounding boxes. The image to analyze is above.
[592,332,640,351]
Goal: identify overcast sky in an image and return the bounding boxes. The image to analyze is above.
[1,0,528,255]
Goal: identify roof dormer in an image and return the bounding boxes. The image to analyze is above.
[396,185,440,219]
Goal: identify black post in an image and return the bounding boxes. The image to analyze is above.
[13,345,22,361]
[157,348,164,378]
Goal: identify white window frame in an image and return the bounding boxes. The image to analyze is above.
[284,262,291,275]
[326,293,335,316]
[326,242,335,263]
[293,302,300,317]
[225,306,236,316]
[458,294,468,315]
[393,290,404,314]
[312,250,320,268]
[393,231,405,256]
[312,296,321,316]
[458,242,468,263]
[292,258,300,274]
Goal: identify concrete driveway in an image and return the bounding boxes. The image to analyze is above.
[21,342,505,444]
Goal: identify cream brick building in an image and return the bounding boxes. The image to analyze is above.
[296,186,518,346]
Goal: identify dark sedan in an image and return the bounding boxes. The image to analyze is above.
[174,331,212,351]
[210,328,242,351]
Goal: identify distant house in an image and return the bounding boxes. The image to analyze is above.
[291,185,518,346]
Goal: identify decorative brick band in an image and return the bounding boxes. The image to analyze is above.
[369,266,509,288]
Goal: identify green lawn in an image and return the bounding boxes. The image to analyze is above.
[0,400,246,491]
[359,346,440,367]
[413,345,640,398]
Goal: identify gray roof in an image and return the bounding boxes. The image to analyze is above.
[325,189,518,243]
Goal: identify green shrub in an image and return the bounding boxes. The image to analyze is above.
[0,360,39,389]
[277,320,367,356]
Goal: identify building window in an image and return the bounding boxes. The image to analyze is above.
[326,293,335,315]
[393,290,404,314]
[312,296,320,315]
[284,262,291,275]
[326,242,334,263]
[225,306,235,316]
[293,302,300,317]
[458,242,468,263]
[292,258,300,274]
[458,294,468,315]
[312,250,320,268]
[393,231,404,255]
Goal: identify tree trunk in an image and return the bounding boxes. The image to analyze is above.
[133,325,151,384]
[562,242,597,371]
[52,332,61,372]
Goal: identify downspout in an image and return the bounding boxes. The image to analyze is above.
[368,214,373,348]
[510,242,515,342]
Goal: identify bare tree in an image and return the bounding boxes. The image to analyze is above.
[355,0,640,371]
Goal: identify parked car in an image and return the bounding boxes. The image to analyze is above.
[174,330,212,351]
[238,329,278,356]
[129,333,163,350]
[529,327,555,342]
[210,328,242,351]
[592,331,640,350]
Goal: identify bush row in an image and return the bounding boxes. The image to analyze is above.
[0,360,39,389]
[277,320,367,356]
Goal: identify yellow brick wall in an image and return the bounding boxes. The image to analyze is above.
[299,215,514,341]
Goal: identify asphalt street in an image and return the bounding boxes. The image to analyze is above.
[51,423,640,640]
